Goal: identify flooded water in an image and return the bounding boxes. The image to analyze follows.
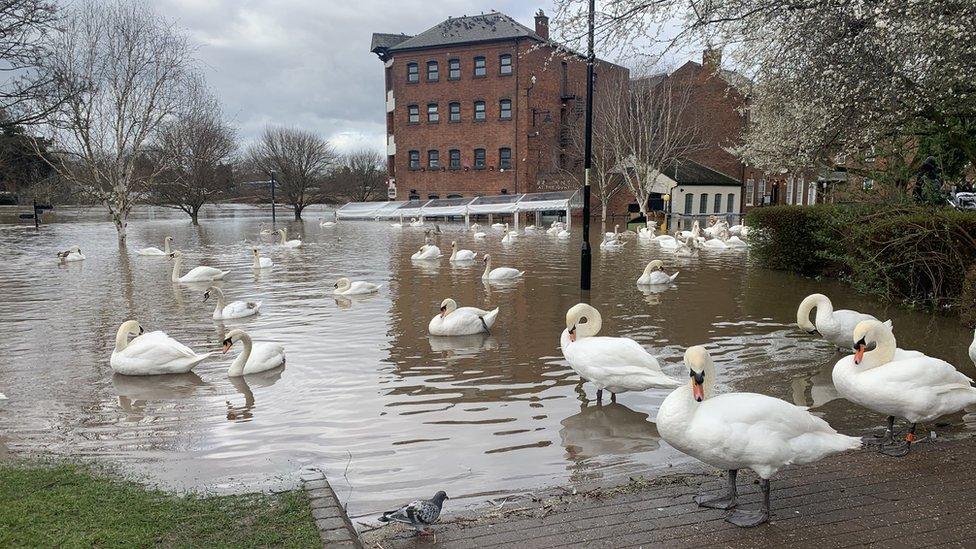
[0,204,973,518]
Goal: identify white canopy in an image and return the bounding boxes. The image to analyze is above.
[337,189,581,219]
[466,194,524,214]
[336,200,405,219]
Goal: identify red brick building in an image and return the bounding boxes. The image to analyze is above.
[370,10,629,201]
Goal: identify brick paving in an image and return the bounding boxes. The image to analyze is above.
[301,468,362,548]
[360,436,976,548]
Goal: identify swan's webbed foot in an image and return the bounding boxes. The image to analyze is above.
[727,508,768,527]
[694,493,736,510]
[879,423,916,457]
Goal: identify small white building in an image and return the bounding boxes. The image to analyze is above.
[663,159,743,218]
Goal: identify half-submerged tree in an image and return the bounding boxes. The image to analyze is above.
[248,126,336,220]
[32,0,194,245]
[151,80,236,224]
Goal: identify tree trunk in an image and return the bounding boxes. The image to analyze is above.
[190,207,199,225]
[111,206,128,246]
[294,203,303,220]
[600,201,608,224]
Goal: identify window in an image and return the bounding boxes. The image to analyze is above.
[683,193,693,214]
[499,99,512,120]
[474,101,486,121]
[448,58,460,80]
[713,193,722,213]
[428,193,439,199]
[699,193,708,214]
[406,62,419,83]
[407,104,419,124]
[473,148,486,169]
[745,177,754,206]
[786,176,794,205]
[727,193,735,213]
[427,103,438,123]
[449,102,461,122]
[807,180,816,204]
[499,54,512,75]
[428,149,439,169]
[473,56,486,77]
[449,149,460,169]
[408,150,420,170]
[427,61,439,81]
[499,147,511,169]
[446,194,463,199]
[759,178,767,204]
[798,177,806,204]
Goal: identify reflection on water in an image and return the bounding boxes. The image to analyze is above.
[0,204,974,518]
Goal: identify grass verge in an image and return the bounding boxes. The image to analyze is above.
[0,461,320,548]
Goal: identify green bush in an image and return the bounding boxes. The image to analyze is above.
[959,266,976,327]
[747,204,976,316]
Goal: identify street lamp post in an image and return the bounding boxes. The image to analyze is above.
[580,0,595,293]
[270,171,277,224]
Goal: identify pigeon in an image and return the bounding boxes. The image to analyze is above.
[378,491,449,536]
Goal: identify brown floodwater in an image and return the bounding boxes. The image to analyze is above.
[0,204,973,518]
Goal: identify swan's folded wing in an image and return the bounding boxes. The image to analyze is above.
[865,354,975,391]
[124,331,201,361]
[568,337,667,373]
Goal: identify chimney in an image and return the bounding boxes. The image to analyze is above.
[534,9,549,40]
[702,46,722,72]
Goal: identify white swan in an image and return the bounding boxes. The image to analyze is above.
[561,303,681,401]
[222,329,285,376]
[604,224,620,240]
[729,223,750,237]
[833,320,976,456]
[428,298,499,336]
[970,328,976,366]
[410,217,425,227]
[411,238,442,260]
[727,235,749,248]
[169,251,229,283]
[473,231,487,239]
[674,236,698,257]
[491,222,506,229]
[449,241,476,262]
[797,293,889,350]
[277,228,302,248]
[658,235,678,250]
[557,228,571,239]
[136,236,173,256]
[657,345,860,527]
[679,220,702,239]
[259,223,274,237]
[638,227,655,240]
[205,286,261,320]
[251,247,273,269]
[501,223,517,243]
[547,221,566,235]
[391,221,403,228]
[701,238,729,250]
[524,224,536,231]
[637,260,678,285]
[320,214,337,227]
[599,235,625,249]
[333,277,381,296]
[57,245,85,263]
[470,223,481,231]
[481,254,523,281]
[110,320,213,375]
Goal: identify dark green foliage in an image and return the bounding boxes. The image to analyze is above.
[960,266,976,327]
[747,204,976,316]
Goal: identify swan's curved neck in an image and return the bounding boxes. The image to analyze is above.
[228,333,253,376]
[862,331,897,369]
[482,258,491,278]
[115,327,132,352]
[280,228,287,242]
[798,294,832,329]
[450,246,457,260]
[164,239,171,254]
[211,288,226,316]
[252,252,262,269]
[171,256,182,281]
[642,263,654,276]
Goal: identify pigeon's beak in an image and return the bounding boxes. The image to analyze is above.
[568,326,576,343]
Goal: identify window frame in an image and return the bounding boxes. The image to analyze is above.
[499,98,512,120]
[473,100,486,121]
[406,62,419,83]
[407,104,420,124]
[683,193,693,214]
[745,177,755,206]
[699,193,708,214]
[759,178,767,204]
[448,149,461,170]
[499,54,512,76]
[427,149,439,169]
[473,148,486,169]
[473,56,486,78]
[448,102,461,123]
[448,58,461,80]
[426,60,439,82]
[727,193,735,213]
[786,176,794,205]
[713,193,722,213]
[499,147,512,169]
[426,102,439,123]
[408,150,420,170]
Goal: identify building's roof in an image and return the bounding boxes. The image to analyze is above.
[663,158,741,186]
[370,33,412,53]
[630,72,667,90]
[384,12,543,52]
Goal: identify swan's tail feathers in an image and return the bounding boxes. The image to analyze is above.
[882,319,893,328]
[481,307,500,332]
[217,270,231,280]
[517,271,525,277]
[669,272,679,282]
[188,352,214,369]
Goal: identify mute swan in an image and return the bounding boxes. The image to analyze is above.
[833,320,976,456]
[729,222,750,237]
[470,223,481,231]
[473,231,487,239]
[169,251,229,283]
[557,228,571,238]
[599,235,625,249]
[204,286,261,320]
[501,223,518,243]
[136,236,173,256]
[658,236,678,250]
[449,241,476,262]
[251,247,273,269]
[277,228,302,248]
[701,238,729,250]
[259,223,274,237]
[674,236,698,257]
[428,298,499,336]
[110,320,213,375]
[481,254,523,281]
[970,329,976,366]
[491,222,506,229]
[333,277,381,296]
[412,238,442,260]
[410,218,425,227]
[391,221,403,228]
[561,304,681,402]
[658,345,860,527]
[638,227,655,240]
[797,293,889,351]
[320,214,337,227]
[547,221,565,235]
[604,224,620,240]
[679,221,702,239]
[524,224,536,231]
[637,260,678,285]
[222,329,285,376]
[57,245,85,263]
[727,235,748,248]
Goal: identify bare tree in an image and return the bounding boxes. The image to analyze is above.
[0,0,59,125]
[606,75,701,227]
[150,80,236,224]
[326,148,385,202]
[31,0,195,245]
[247,126,336,220]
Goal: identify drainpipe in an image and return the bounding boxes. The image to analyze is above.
[514,38,520,195]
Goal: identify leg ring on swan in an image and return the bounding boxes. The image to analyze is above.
[726,478,770,527]
[695,469,738,510]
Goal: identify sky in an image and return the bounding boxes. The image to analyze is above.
[153,0,697,154]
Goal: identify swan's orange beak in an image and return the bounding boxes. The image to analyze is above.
[568,326,576,342]
[691,380,704,402]
[854,345,864,365]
